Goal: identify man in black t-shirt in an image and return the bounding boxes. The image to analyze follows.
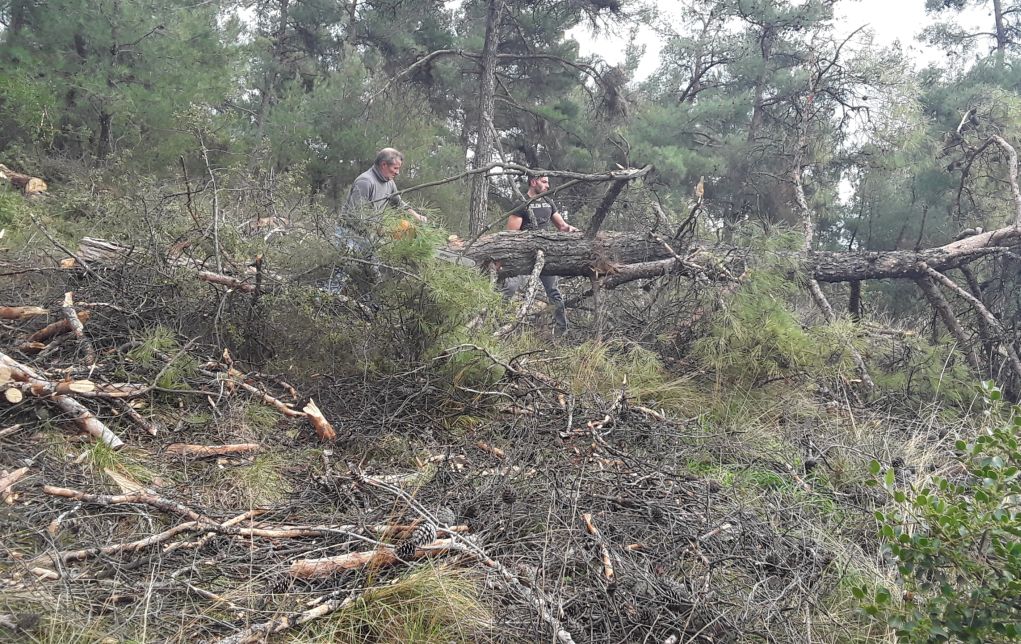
[503,175,580,334]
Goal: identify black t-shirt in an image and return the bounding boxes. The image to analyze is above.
[513,198,558,231]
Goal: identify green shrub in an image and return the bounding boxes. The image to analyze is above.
[857,382,1021,642]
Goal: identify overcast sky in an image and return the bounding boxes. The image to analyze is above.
[571,0,988,79]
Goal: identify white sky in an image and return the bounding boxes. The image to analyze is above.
[570,0,989,80]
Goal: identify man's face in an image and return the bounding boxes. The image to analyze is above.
[380,159,402,181]
[530,176,549,194]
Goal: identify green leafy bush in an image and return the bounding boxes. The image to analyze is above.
[857,382,1021,642]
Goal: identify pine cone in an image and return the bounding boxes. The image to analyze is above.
[647,505,665,523]
[501,486,517,505]
[433,505,455,527]
[395,521,437,560]
[656,576,692,609]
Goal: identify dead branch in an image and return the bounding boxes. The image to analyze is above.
[352,468,577,644]
[23,310,89,344]
[42,485,212,523]
[989,135,1021,226]
[476,441,506,460]
[289,539,456,578]
[216,581,401,644]
[165,443,263,458]
[581,513,616,584]
[0,467,29,503]
[915,275,982,371]
[0,306,48,320]
[586,166,653,239]
[919,262,1021,381]
[303,398,336,441]
[61,292,95,363]
[196,270,256,293]
[806,279,874,389]
[0,352,124,448]
[112,399,159,436]
[495,250,545,338]
[0,423,24,439]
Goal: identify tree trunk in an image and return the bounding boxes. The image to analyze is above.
[467,0,506,235]
[252,0,291,160]
[96,111,112,160]
[461,224,1021,282]
[993,0,1007,65]
[848,280,862,321]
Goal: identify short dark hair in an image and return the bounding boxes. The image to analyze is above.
[374,148,404,167]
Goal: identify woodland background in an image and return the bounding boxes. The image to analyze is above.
[2,1,1021,642]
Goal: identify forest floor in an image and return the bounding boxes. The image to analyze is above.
[0,238,971,644]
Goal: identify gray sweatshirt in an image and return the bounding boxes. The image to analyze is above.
[342,165,407,217]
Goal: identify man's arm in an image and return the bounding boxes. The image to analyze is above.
[506,214,524,231]
[407,207,428,223]
[551,212,579,233]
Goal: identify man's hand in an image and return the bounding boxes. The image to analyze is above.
[552,212,578,233]
[409,209,428,224]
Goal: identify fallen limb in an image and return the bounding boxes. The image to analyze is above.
[0,423,23,439]
[208,364,336,439]
[919,261,1021,382]
[581,513,616,584]
[302,399,336,441]
[22,310,89,344]
[0,306,48,320]
[113,399,159,436]
[42,485,212,523]
[495,250,545,338]
[0,467,29,503]
[289,539,456,578]
[216,583,389,644]
[60,292,96,363]
[197,270,256,293]
[166,443,263,458]
[0,352,123,449]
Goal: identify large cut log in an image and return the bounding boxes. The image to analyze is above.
[0,164,47,195]
[465,231,675,278]
[460,225,1021,282]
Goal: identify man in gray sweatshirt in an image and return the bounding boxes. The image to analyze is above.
[342,148,427,224]
[327,148,426,295]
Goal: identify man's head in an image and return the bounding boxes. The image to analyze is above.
[374,148,404,181]
[527,175,550,196]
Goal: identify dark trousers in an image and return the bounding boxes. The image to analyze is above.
[503,274,568,331]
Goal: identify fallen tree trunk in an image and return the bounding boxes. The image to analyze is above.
[0,163,47,195]
[460,224,1021,282]
[70,223,1021,289]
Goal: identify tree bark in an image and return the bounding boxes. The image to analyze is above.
[993,0,1007,65]
[467,0,506,235]
[462,223,1021,282]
